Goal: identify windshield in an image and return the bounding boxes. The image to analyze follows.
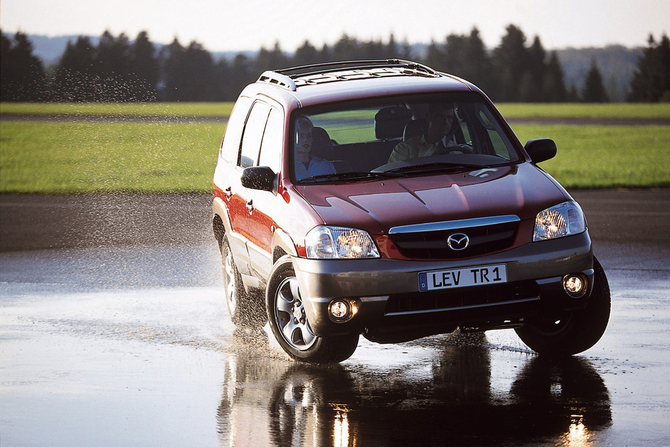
[291,92,522,183]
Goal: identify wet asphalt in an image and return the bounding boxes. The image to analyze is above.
[1,189,669,446]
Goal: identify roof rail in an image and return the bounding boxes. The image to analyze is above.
[256,59,438,91]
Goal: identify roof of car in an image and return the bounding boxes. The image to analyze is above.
[247,60,477,107]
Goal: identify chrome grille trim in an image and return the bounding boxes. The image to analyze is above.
[388,215,520,235]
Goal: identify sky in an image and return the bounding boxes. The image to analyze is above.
[1,0,669,52]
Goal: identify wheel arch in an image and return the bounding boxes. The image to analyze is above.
[272,227,298,261]
[212,197,232,246]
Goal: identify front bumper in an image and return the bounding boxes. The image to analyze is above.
[293,232,593,339]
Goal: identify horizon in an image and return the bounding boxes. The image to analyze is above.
[1,0,668,54]
[15,30,657,55]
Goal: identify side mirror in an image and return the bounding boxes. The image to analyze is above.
[241,166,276,192]
[525,138,557,163]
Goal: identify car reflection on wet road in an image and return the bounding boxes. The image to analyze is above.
[1,238,669,447]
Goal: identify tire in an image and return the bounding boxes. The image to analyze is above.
[515,257,611,356]
[266,256,359,363]
[220,237,266,329]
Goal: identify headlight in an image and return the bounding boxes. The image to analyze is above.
[533,201,587,241]
[305,226,380,259]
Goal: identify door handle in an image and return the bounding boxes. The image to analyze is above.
[246,199,254,214]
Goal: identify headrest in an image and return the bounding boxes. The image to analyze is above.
[311,127,334,160]
[374,106,413,140]
[403,119,429,141]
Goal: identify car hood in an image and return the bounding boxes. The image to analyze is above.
[295,163,569,234]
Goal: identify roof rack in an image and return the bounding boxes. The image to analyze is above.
[257,71,296,91]
[257,59,439,91]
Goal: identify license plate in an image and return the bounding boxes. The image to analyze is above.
[419,264,507,292]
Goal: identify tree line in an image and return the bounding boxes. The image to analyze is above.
[2,26,669,103]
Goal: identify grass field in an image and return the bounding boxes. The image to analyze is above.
[497,103,670,121]
[1,103,669,193]
[0,102,234,118]
[512,124,670,189]
[4,102,670,121]
[1,121,225,193]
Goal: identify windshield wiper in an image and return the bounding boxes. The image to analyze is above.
[376,162,489,175]
[299,171,400,183]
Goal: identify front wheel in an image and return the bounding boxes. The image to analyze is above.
[266,256,359,363]
[515,257,611,356]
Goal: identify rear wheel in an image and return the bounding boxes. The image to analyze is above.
[220,237,266,328]
[515,257,611,356]
[266,256,359,363]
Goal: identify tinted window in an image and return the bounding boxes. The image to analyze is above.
[291,92,521,182]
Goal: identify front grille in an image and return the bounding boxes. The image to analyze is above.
[385,281,539,315]
[390,220,518,260]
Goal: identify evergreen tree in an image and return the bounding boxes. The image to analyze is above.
[386,34,400,59]
[94,30,131,78]
[424,40,445,72]
[318,43,331,64]
[8,24,581,103]
[0,30,47,101]
[130,31,159,98]
[183,41,219,101]
[440,28,495,94]
[628,33,670,102]
[331,34,360,61]
[161,38,219,101]
[463,28,496,94]
[228,53,254,100]
[567,82,581,102]
[94,30,147,101]
[292,40,320,66]
[525,37,547,101]
[443,33,469,74]
[543,52,568,102]
[360,38,384,60]
[54,36,97,101]
[255,41,288,76]
[398,37,413,61]
[160,38,185,101]
[582,58,609,102]
[492,25,531,101]
[213,57,231,101]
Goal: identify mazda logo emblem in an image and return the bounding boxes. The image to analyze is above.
[447,233,469,251]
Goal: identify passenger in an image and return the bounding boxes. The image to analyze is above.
[388,103,458,163]
[294,117,336,180]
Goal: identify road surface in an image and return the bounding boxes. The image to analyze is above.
[1,189,669,446]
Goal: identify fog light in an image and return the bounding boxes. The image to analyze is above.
[563,274,587,298]
[328,299,357,322]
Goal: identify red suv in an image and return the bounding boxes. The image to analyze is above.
[212,60,610,363]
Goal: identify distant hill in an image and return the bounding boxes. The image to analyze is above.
[24,34,642,102]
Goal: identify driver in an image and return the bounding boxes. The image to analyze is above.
[294,116,336,180]
[388,103,458,163]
